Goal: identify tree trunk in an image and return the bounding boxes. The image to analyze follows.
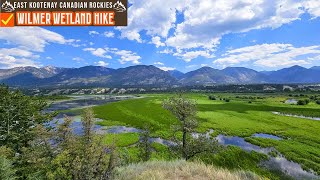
[182,127,187,160]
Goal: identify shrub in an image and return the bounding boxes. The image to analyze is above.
[225,99,230,102]
[316,100,320,105]
[297,99,310,105]
[208,96,216,100]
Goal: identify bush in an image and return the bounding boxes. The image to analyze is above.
[297,99,310,105]
[208,96,216,100]
[316,100,320,105]
[248,101,252,104]
[225,99,230,102]
[0,156,16,180]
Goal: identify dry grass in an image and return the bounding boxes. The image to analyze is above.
[114,160,263,180]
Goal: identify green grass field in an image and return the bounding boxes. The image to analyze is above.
[93,93,320,177]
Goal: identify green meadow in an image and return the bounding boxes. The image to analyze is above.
[93,93,320,178]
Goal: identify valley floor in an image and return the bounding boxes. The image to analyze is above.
[90,93,320,179]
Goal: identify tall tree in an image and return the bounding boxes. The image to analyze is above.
[163,93,221,160]
[138,126,152,162]
[0,86,53,152]
[163,93,197,160]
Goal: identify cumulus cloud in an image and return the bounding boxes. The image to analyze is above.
[151,36,165,48]
[113,49,141,64]
[165,0,308,50]
[0,27,66,52]
[158,66,176,71]
[95,61,109,67]
[104,31,115,38]
[174,50,215,62]
[302,0,320,18]
[0,56,39,69]
[89,31,99,35]
[214,44,320,69]
[117,0,184,42]
[0,27,79,68]
[83,48,112,59]
[72,57,84,63]
[0,48,41,68]
[118,0,320,62]
[154,61,164,66]
[83,47,141,65]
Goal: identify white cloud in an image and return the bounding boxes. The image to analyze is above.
[174,50,215,62]
[158,48,174,54]
[151,36,165,48]
[83,47,141,65]
[120,31,142,43]
[0,27,66,52]
[186,64,198,69]
[46,56,52,60]
[95,61,109,67]
[214,44,320,68]
[0,48,40,68]
[83,48,112,59]
[119,0,320,59]
[117,0,184,42]
[158,66,176,71]
[72,57,84,63]
[0,56,39,69]
[104,31,115,38]
[89,31,99,35]
[302,0,320,18]
[165,0,307,50]
[113,49,141,64]
[308,55,320,61]
[154,61,164,66]
[67,39,85,47]
[0,48,35,58]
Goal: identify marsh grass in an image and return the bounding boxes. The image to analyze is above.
[114,160,262,180]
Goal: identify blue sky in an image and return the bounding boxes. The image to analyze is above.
[0,0,320,72]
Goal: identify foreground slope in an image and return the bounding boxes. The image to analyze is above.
[114,160,261,180]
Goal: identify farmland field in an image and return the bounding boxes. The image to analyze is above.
[92,93,320,179]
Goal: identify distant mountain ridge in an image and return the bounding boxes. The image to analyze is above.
[1,65,320,87]
[0,66,66,80]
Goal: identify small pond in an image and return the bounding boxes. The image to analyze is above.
[285,99,298,104]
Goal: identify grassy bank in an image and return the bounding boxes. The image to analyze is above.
[114,160,262,180]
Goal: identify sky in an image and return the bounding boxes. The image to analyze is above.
[0,0,320,72]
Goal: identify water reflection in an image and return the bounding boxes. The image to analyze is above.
[272,112,320,121]
[252,133,282,140]
[50,116,103,135]
[285,99,298,104]
[262,156,318,179]
[105,126,141,134]
[46,95,136,112]
[216,134,273,154]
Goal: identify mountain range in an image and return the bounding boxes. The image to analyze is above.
[1,65,320,87]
